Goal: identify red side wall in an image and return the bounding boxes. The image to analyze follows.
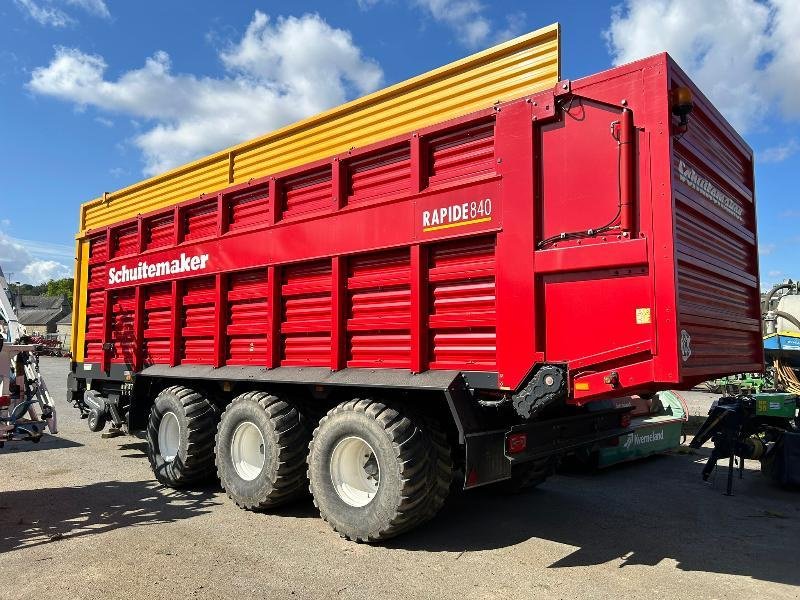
[81,54,761,400]
[668,59,762,382]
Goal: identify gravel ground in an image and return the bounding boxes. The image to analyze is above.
[1,358,798,600]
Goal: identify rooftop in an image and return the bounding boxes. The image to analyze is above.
[17,295,71,326]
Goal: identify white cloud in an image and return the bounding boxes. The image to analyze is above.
[361,1,524,48]
[605,0,800,133]
[16,238,74,261]
[29,12,383,176]
[494,11,527,44]
[219,12,382,108]
[759,243,776,256]
[759,139,799,164]
[14,0,110,27]
[0,233,31,281]
[64,0,109,19]
[94,116,113,127]
[14,0,73,27]
[0,229,73,284]
[21,260,72,283]
[764,0,800,120]
[415,0,491,47]
[768,270,784,278]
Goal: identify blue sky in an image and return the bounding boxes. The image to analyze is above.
[1,0,798,287]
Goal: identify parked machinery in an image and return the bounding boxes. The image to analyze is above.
[690,393,799,492]
[0,266,58,446]
[67,26,762,541]
[763,280,800,393]
[29,334,68,358]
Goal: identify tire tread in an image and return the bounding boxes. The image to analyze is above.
[308,398,453,542]
[215,391,309,510]
[146,385,216,487]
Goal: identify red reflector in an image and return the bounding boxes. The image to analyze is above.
[466,468,479,487]
[507,433,527,454]
[0,395,9,408]
[620,412,632,428]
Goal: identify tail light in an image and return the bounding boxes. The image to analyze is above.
[466,468,479,487]
[620,412,632,428]
[507,432,527,454]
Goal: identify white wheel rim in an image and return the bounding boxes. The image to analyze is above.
[158,411,180,463]
[231,421,266,481]
[329,436,380,507]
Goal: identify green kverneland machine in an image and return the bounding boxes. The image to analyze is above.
[574,391,689,468]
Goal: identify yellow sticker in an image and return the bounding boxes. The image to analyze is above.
[636,308,651,324]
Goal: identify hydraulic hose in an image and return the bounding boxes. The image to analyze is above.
[774,310,800,332]
[763,282,794,314]
[774,358,800,395]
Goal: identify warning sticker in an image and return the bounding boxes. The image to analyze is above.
[635,308,651,324]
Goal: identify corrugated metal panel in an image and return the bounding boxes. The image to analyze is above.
[180,276,216,364]
[227,269,269,365]
[281,261,332,366]
[674,218,761,374]
[83,233,107,362]
[87,263,106,288]
[672,79,760,376]
[88,233,107,263]
[226,185,270,231]
[428,236,496,370]
[143,213,174,251]
[84,289,105,362]
[111,224,138,258]
[281,167,332,219]
[80,24,559,230]
[143,283,172,366]
[110,289,136,365]
[347,144,411,206]
[675,207,751,275]
[182,199,217,241]
[428,120,495,186]
[347,250,411,368]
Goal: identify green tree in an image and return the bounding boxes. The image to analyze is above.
[44,278,74,304]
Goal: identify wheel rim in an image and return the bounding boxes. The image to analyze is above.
[158,411,180,462]
[329,436,380,507]
[231,421,266,481]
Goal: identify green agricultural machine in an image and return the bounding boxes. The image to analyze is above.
[691,392,799,493]
[570,391,688,468]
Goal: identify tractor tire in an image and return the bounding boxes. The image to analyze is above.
[146,385,216,487]
[417,416,454,524]
[215,391,310,510]
[307,398,438,542]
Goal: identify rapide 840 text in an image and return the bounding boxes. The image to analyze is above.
[422,198,492,231]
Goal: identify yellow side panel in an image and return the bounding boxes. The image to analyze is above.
[72,238,89,362]
[80,23,560,232]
